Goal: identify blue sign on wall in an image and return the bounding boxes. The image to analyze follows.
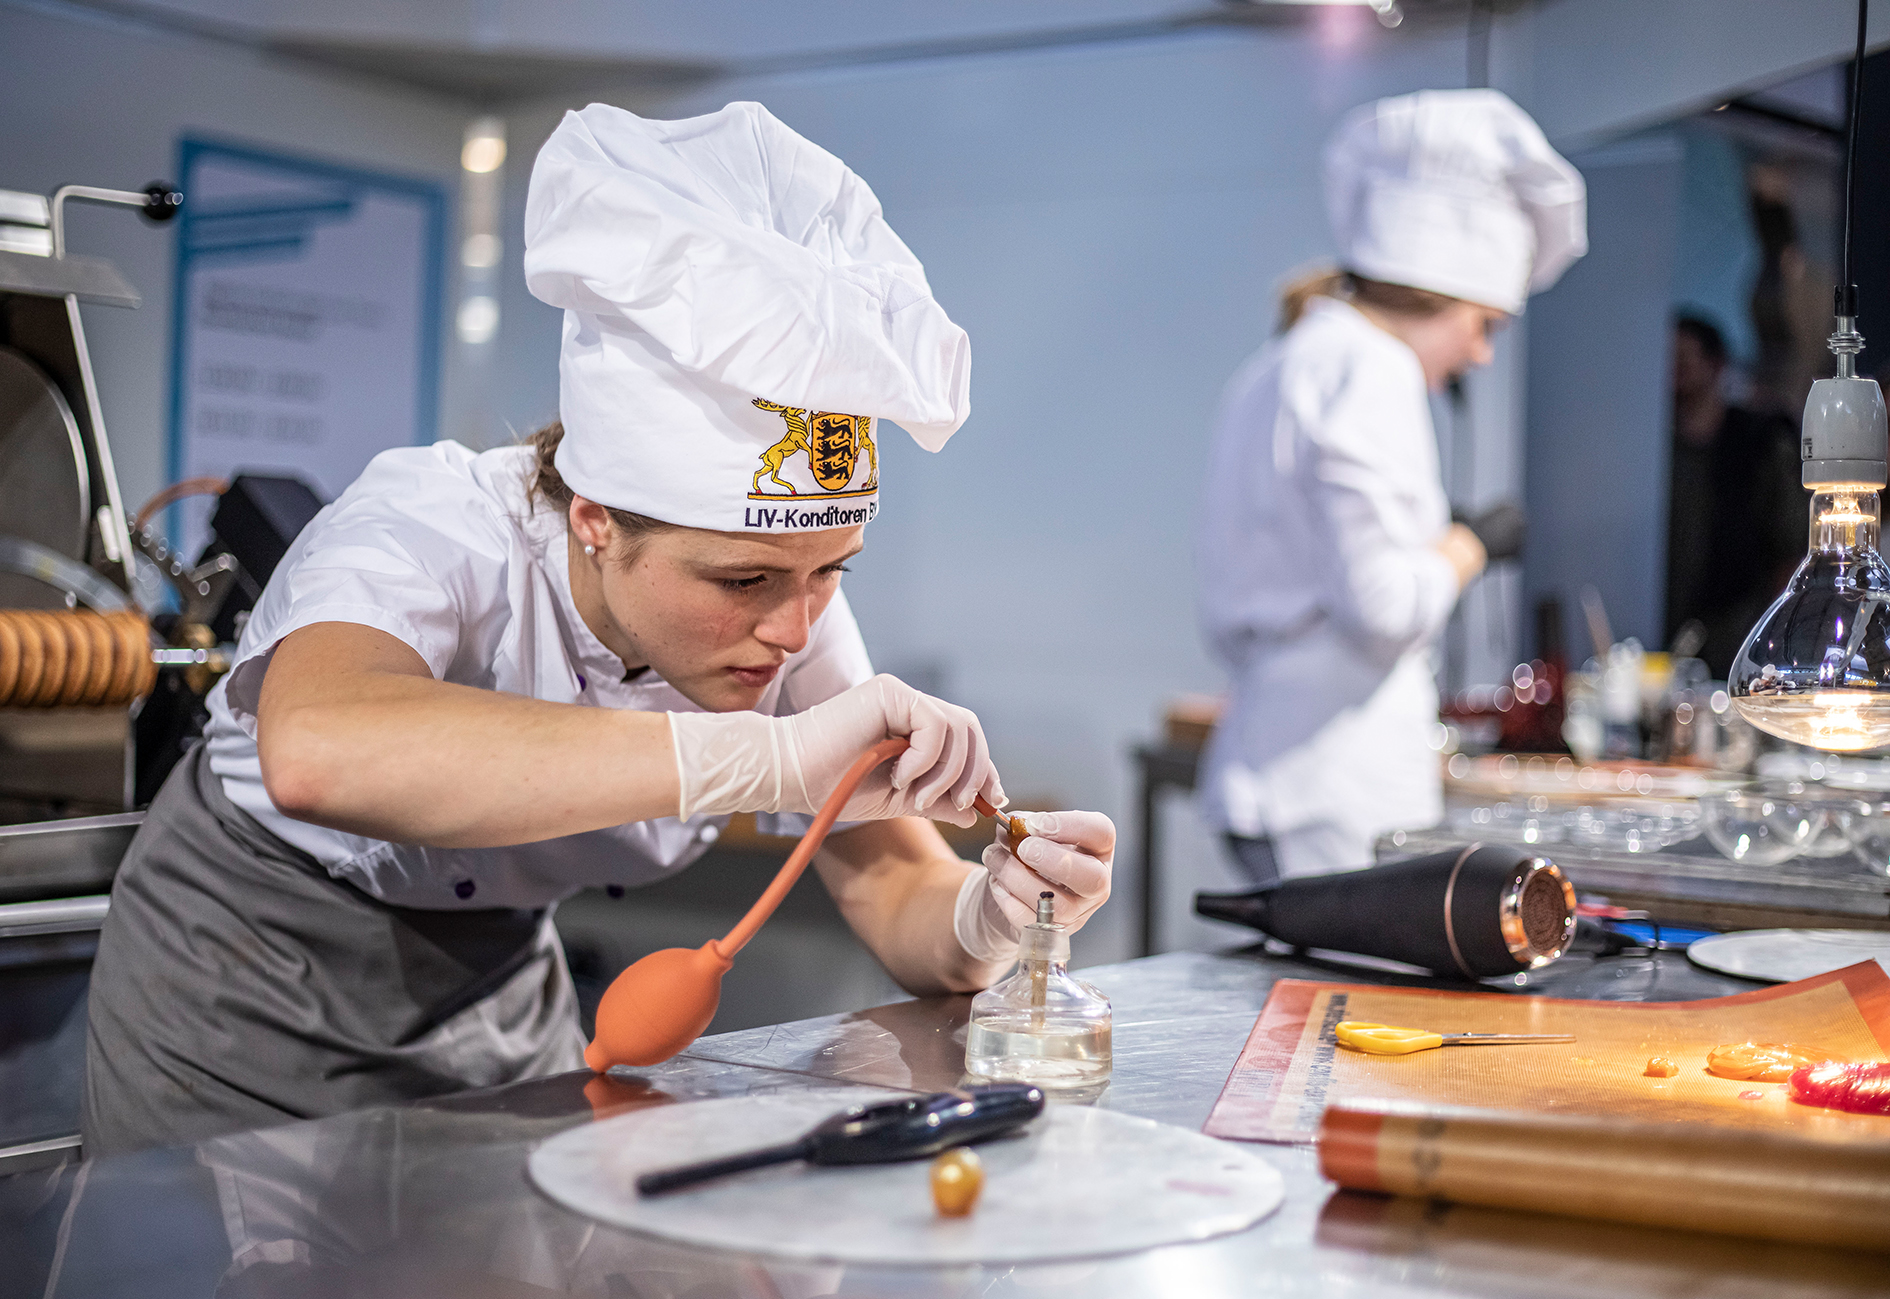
[167,137,445,552]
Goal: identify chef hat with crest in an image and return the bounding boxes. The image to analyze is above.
[523,101,971,533]
[1323,89,1586,315]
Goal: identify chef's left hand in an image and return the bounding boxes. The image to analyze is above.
[981,811,1114,934]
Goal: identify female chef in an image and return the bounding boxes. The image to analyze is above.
[1196,90,1586,883]
[83,102,1114,1157]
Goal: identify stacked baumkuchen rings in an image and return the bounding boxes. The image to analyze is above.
[0,610,157,708]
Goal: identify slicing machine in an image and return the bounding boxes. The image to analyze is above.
[0,180,324,821]
[0,182,176,820]
[0,180,181,1171]
[0,178,319,1170]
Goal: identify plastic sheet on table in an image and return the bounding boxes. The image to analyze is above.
[1204,962,1890,1144]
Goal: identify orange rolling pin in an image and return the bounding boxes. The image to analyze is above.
[1318,1100,1890,1253]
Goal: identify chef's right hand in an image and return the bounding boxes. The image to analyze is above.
[669,674,1003,826]
[1436,523,1487,590]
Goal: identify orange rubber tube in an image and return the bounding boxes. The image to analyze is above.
[132,476,228,535]
[586,735,914,1071]
[718,735,914,959]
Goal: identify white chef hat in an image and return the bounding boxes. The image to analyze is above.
[523,101,971,532]
[1323,89,1586,315]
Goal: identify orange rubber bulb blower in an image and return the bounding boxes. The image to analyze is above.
[584,941,736,1071]
[588,736,1009,1072]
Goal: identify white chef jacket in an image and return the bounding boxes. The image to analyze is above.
[202,441,873,910]
[1195,297,1458,877]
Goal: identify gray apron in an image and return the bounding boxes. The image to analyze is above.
[81,745,585,1159]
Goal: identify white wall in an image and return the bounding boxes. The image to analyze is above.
[1523,136,1684,656]
[1495,0,1890,146]
[0,1,470,516]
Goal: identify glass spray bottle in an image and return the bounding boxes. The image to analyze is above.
[963,891,1112,1097]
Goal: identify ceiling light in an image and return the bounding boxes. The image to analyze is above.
[461,233,502,269]
[461,133,506,175]
[1239,0,1401,18]
[457,295,499,345]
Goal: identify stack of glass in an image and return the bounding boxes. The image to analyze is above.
[1447,779,1890,875]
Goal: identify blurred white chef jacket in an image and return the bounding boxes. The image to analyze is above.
[1195,296,1459,878]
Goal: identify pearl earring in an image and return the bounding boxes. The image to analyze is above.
[583,544,596,556]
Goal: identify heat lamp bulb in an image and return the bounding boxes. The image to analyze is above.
[1729,486,1890,751]
[1732,7,1887,755]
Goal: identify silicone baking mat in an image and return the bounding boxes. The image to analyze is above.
[531,1093,1284,1264]
[1205,961,1890,1144]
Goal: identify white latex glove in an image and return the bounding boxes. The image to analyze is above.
[670,674,1002,826]
[954,810,1115,963]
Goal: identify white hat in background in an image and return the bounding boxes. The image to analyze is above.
[524,101,971,532]
[1323,88,1587,315]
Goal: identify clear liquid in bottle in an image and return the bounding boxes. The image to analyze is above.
[963,1013,1112,1088]
[963,895,1112,1099]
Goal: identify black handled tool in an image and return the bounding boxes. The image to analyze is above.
[635,1084,1044,1196]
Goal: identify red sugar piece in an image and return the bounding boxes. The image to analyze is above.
[1788,1061,1890,1116]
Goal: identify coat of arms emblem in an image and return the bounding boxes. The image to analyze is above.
[751,400,879,498]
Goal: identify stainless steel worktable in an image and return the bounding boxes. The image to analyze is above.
[8,946,1888,1298]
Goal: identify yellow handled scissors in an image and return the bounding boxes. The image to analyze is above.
[1334,1021,1575,1056]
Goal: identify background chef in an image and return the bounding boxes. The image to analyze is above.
[82,101,1114,1157]
[1196,89,1587,883]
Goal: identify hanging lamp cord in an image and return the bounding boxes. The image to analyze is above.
[1842,0,1868,321]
